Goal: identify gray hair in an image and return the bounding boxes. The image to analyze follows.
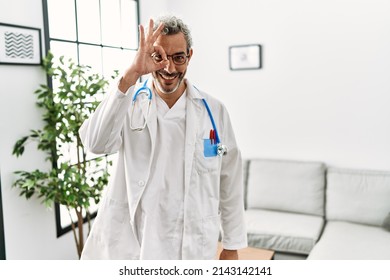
[153,15,193,51]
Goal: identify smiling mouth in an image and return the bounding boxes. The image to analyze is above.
[158,72,178,81]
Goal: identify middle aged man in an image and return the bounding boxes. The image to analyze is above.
[79,15,247,260]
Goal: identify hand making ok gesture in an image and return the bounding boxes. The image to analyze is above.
[118,19,169,93]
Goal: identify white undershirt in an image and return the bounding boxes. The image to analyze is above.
[135,91,187,259]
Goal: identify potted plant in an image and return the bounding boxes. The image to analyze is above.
[12,51,117,258]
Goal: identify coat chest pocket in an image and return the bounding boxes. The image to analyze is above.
[195,138,220,174]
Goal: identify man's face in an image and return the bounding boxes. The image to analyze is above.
[152,32,192,95]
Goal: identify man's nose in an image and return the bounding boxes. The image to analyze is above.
[164,57,176,73]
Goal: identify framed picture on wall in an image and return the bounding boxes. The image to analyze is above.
[0,23,42,65]
[229,44,262,70]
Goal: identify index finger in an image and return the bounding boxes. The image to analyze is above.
[138,24,145,48]
[151,22,165,41]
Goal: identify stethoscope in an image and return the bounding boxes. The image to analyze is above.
[130,80,228,156]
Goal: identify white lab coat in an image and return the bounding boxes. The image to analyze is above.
[79,78,247,259]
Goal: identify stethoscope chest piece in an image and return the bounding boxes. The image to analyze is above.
[217,144,228,156]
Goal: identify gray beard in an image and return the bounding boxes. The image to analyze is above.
[153,69,186,95]
[154,75,184,95]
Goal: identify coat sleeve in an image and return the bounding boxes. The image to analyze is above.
[219,105,248,250]
[79,86,135,154]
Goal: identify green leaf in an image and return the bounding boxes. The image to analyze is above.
[12,136,29,156]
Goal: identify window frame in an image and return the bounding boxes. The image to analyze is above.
[41,0,140,237]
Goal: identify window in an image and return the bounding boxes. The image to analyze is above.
[42,0,139,237]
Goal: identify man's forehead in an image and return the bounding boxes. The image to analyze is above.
[153,32,190,56]
[155,32,187,47]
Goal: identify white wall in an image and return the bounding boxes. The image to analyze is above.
[160,0,390,170]
[139,0,168,22]
[0,0,77,259]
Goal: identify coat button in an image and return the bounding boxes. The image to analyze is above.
[138,180,145,187]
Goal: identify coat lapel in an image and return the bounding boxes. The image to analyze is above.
[184,80,203,192]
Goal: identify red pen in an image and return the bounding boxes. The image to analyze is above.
[209,129,214,144]
[212,129,216,145]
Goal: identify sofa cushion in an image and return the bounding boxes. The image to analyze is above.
[246,158,326,216]
[246,209,325,255]
[308,221,390,259]
[326,168,390,226]
[382,212,390,231]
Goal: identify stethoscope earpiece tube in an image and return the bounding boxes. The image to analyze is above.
[202,98,220,144]
[130,80,152,131]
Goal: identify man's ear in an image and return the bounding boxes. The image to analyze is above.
[187,48,194,63]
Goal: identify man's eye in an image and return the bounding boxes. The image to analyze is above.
[173,56,185,62]
[153,55,163,62]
